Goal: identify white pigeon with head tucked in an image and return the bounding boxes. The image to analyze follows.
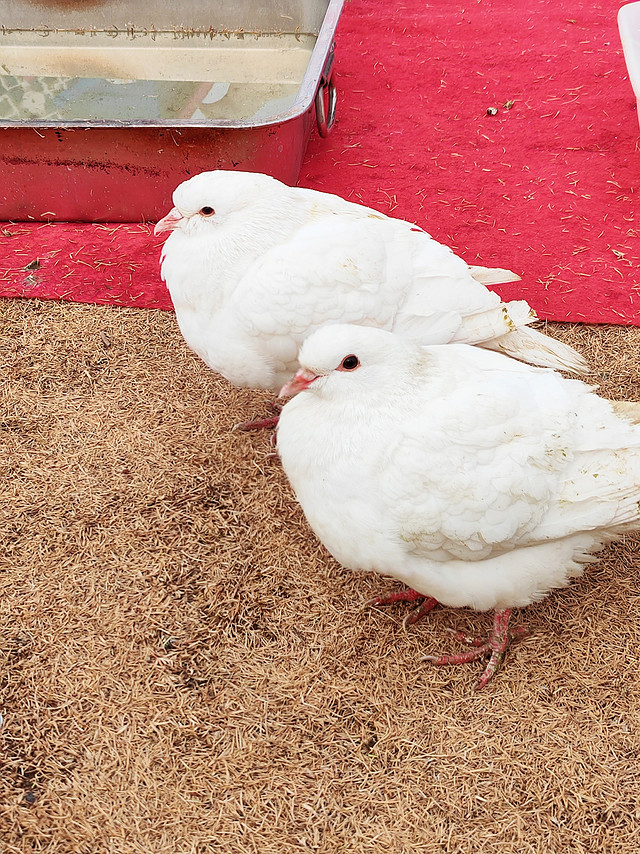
[276,323,640,688]
[154,170,588,418]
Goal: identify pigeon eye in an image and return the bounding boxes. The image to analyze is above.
[338,354,360,371]
[199,206,215,217]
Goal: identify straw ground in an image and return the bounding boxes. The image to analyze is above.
[1,297,640,853]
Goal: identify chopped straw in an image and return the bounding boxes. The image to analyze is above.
[1,298,640,853]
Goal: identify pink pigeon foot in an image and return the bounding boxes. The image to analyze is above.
[423,608,530,690]
[367,587,438,628]
[234,401,282,432]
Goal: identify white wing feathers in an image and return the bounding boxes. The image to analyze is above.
[469,265,522,285]
[386,365,640,564]
[608,399,640,424]
[480,326,590,374]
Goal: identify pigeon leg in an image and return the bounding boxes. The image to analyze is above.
[366,587,438,627]
[423,609,530,690]
[234,401,282,432]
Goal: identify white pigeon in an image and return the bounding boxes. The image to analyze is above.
[276,324,640,688]
[154,170,588,419]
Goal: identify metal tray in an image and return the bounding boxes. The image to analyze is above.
[0,0,344,221]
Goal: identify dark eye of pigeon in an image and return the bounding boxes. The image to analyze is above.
[339,354,360,371]
[200,206,215,216]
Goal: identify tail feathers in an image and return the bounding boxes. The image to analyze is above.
[394,299,535,348]
[395,299,590,376]
[450,299,537,346]
[469,265,522,285]
[480,325,590,375]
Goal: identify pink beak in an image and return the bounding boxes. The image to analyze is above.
[154,207,184,235]
[279,368,319,399]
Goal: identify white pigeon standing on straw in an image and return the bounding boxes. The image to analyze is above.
[154,170,588,426]
[276,324,640,688]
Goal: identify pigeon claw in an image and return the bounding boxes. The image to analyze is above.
[402,598,438,628]
[233,415,280,432]
[233,401,283,432]
[424,642,503,691]
[423,608,530,690]
[365,587,438,626]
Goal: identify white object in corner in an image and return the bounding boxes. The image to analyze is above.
[619,2,640,129]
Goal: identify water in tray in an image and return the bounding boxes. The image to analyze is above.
[0,29,315,122]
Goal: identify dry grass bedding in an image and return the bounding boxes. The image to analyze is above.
[1,297,640,853]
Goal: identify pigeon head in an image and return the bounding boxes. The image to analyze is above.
[154,170,287,236]
[279,324,420,400]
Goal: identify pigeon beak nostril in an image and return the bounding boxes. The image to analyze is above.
[154,207,184,235]
[279,369,319,399]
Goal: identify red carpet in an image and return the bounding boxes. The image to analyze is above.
[1,0,638,324]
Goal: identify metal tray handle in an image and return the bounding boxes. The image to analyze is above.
[315,43,337,137]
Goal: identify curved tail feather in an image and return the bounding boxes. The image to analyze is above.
[480,325,590,374]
